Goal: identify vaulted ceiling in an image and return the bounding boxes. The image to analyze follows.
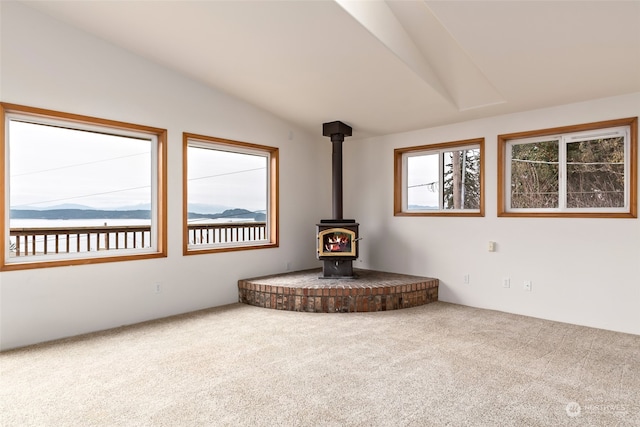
[21,0,640,139]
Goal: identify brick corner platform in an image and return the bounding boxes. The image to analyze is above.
[238,268,438,313]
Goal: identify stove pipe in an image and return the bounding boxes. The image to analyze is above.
[322,121,352,220]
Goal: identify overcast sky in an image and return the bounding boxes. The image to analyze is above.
[9,120,266,212]
[9,120,152,210]
[187,145,266,213]
[407,154,438,208]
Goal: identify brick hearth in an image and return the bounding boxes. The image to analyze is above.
[238,268,438,313]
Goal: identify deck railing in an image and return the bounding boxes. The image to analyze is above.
[187,222,266,245]
[9,225,152,256]
[9,222,267,256]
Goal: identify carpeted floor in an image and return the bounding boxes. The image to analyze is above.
[1,301,639,426]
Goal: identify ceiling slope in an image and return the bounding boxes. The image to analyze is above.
[17,0,640,138]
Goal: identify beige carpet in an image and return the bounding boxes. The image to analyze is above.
[1,302,639,426]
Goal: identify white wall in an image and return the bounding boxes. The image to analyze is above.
[2,2,638,351]
[0,2,326,350]
[345,92,640,335]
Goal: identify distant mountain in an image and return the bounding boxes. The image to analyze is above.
[11,203,232,215]
[188,208,266,222]
[11,207,265,221]
[186,203,232,215]
[10,209,151,220]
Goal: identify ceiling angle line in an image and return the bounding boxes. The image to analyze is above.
[334,0,457,108]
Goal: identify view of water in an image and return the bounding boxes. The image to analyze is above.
[10,218,151,228]
[10,217,255,228]
[8,217,263,256]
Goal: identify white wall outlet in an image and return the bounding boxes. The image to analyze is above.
[488,241,496,252]
[502,277,510,288]
[154,282,162,294]
[523,280,532,291]
[464,274,470,284]
[286,261,292,271]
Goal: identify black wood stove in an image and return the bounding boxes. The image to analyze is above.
[317,121,359,278]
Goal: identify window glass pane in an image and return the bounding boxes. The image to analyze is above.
[187,145,268,246]
[566,137,625,208]
[443,148,480,209]
[9,120,152,257]
[499,118,635,217]
[395,139,484,216]
[510,140,559,209]
[407,153,439,210]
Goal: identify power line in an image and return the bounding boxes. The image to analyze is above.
[11,185,150,208]
[188,167,265,181]
[408,181,438,191]
[11,165,266,207]
[11,152,150,177]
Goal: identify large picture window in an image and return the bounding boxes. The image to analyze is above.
[394,138,484,216]
[183,133,278,254]
[1,103,167,271]
[498,118,637,217]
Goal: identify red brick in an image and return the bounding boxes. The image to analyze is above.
[238,271,438,312]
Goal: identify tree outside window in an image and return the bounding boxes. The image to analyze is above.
[499,117,637,217]
[395,138,484,217]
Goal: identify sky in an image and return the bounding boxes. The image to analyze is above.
[187,145,267,213]
[8,120,267,213]
[9,120,152,210]
[406,153,439,208]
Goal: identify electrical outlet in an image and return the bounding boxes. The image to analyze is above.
[286,261,292,271]
[523,280,532,291]
[464,274,470,284]
[502,277,510,288]
[154,282,162,294]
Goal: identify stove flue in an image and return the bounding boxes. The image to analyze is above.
[317,121,359,279]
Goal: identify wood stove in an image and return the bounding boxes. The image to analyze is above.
[317,121,359,278]
[316,219,359,278]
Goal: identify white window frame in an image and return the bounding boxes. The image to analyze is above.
[499,117,637,218]
[394,138,484,217]
[183,133,279,255]
[1,103,167,271]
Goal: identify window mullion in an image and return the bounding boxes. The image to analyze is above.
[264,152,271,239]
[402,153,409,211]
[151,135,160,250]
[624,128,630,209]
[559,137,567,210]
[505,142,513,210]
[438,151,444,210]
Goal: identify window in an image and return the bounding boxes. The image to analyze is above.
[1,103,167,271]
[498,117,637,217]
[394,138,484,216]
[183,133,278,254]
